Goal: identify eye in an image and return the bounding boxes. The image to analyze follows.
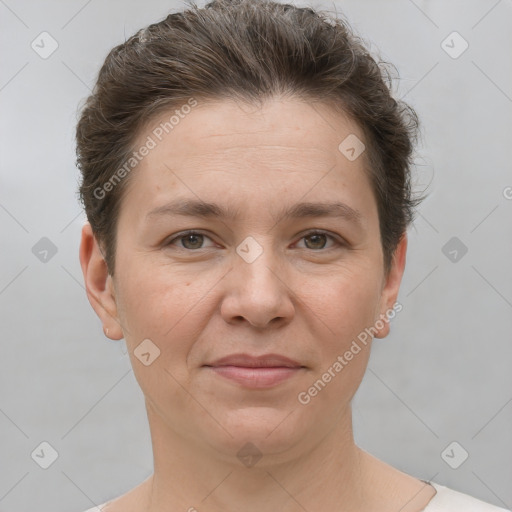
[165,230,216,250]
[165,229,344,251]
[294,230,343,251]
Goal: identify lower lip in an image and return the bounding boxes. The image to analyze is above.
[206,365,302,388]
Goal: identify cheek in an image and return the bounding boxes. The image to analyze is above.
[116,262,217,365]
[118,253,183,317]
[310,267,383,341]
[114,263,174,336]
[118,271,207,411]
[296,273,380,412]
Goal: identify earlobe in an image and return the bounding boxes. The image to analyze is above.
[79,222,124,340]
[374,233,408,339]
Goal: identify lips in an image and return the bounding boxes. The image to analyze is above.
[203,353,305,388]
[205,353,304,369]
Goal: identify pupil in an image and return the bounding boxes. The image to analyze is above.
[184,234,202,249]
[306,234,326,249]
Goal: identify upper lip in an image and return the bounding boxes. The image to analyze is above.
[205,353,304,368]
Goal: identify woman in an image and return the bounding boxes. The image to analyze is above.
[76,0,508,510]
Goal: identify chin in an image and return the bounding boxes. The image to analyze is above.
[204,406,308,459]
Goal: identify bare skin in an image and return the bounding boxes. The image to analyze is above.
[80,97,437,512]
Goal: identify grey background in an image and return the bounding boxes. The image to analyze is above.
[1,0,511,510]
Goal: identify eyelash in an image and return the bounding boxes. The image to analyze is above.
[165,229,344,251]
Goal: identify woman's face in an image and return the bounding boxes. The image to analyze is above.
[81,97,406,463]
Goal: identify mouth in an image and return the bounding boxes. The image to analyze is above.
[203,353,306,388]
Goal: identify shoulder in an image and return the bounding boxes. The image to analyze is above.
[424,482,510,512]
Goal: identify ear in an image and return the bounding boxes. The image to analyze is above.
[373,233,407,339]
[79,222,124,340]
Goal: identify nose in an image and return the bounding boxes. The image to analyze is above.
[220,238,295,329]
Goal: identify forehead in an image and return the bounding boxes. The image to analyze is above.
[137,97,365,166]
[123,97,374,220]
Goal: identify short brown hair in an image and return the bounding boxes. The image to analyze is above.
[76,0,422,277]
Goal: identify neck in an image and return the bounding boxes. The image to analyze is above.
[145,401,370,512]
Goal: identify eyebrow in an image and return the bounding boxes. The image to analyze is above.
[145,198,362,225]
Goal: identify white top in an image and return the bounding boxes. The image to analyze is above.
[422,482,510,511]
[81,482,510,511]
